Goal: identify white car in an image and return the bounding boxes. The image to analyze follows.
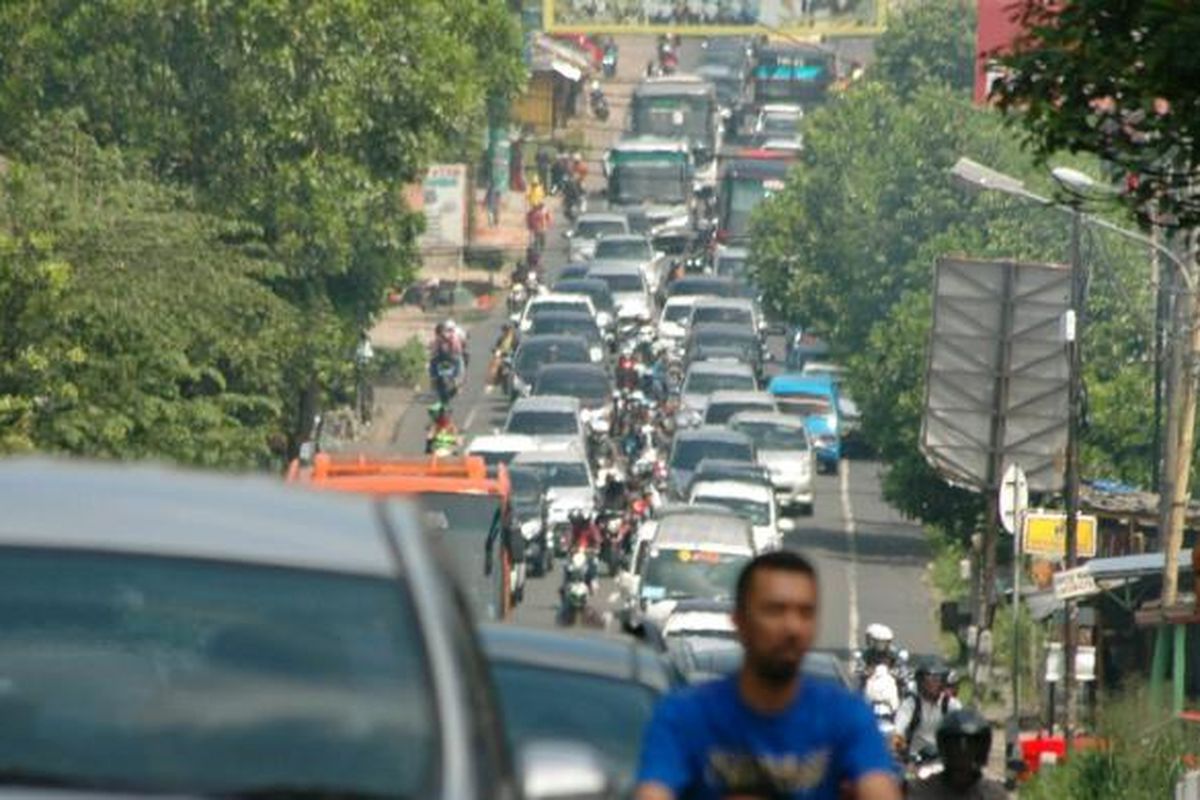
[688,479,789,552]
[728,411,815,515]
[505,396,586,454]
[657,295,702,349]
[586,261,654,327]
[516,293,597,333]
[512,445,596,555]
[677,361,758,428]
[565,212,630,262]
[465,433,541,468]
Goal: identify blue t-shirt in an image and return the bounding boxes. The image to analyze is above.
[636,674,894,799]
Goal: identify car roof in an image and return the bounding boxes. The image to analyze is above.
[534,363,609,380]
[635,76,714,97]
[529,310,598,324]
[612,135,690,153]
[768,373,836,393]
[690,322,757,338]
[674,426,754,445]
[467,433,540,452]
[587,261,645,276]
[664,295,701,307]
[715,246,750,258]
[0,458,395,576]
[517,333,591,349]
[707,390,776,404]
[558,262,591,278]
[531,292,592,305]
[691,480,774,502]
[673,276,735,289]
[692,459,772,479]
[510,395,581,412]
[685,360,756,377]
[728,410,806,428]
[692,297,756,310]
[554,278,611,294]
[655,510,753,549]
[511,445,588,465]
[761,103,804,116]
[480,624,677,693]
[595,233,649,245]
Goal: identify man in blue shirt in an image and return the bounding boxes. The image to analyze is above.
[635,551,901,800]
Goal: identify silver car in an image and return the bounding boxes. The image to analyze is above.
[678,361,758,428]
[0,458,608,799]
[505,395,586,454]
[729,410,816,515]
[566,211,630,261]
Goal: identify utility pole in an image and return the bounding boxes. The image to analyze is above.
[1162,228,1200,608]
[1062,208,1084,753]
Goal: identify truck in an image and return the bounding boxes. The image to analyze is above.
[605,136,694,234]
[751,42,837,109]
[629,75,721,192]
[287,453,519,620]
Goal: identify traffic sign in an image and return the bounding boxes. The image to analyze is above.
[1022,511,1098,559]
[1052,566,1099,601]
[999,463,1028,535]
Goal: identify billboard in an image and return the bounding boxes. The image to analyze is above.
[543,0,885,36]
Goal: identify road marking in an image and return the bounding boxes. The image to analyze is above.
[839,459,860,653]
[463,405,478,432]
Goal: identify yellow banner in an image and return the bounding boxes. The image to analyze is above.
[1022,512,1098,559]
[543,0,886,36]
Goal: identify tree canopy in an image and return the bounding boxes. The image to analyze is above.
[994,0,1200,228]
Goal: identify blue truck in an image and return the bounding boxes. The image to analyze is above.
[767,373,841,474]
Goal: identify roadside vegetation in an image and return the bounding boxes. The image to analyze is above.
[0,0,524,466]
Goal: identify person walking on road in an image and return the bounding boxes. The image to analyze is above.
[526,201,551,253]
[526,174,546,210]
[634,551,901,800]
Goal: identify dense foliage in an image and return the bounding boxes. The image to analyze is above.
[994,0,1200,229]
[0,0,524,465]
[750,0,1157,532]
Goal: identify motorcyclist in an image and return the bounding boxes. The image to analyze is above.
[487,322,518,390]
[425,402,461,454]
[861,622,900,674]
[906,710,1007,799]
[894,661,963,762]
[566,508,601,591]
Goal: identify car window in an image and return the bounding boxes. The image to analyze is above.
[671,439,754,471]
[663,303,694,324]
[506,410,580,436]
[529,318,600,342]
[694,494,771,526]
[576,220,627,238]
[595,239,650,260]
[692,307,752,327]
[526,461,591,488]
[0,549,435,796]
[683,372,756,395]
[705,402,774,425]
[535,371,610,401]
[489,663,658,793]
[592,272,645,293]
[732,420,810,451]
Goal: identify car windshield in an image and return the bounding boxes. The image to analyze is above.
[507,410,579,436]
[733,420,810,451]
[672,439,753,471]
[531,300,588,317]
[692,306,752,327]
[683,371,756,395]
[706,402,774,425]
[536,370,610,402]
[641,549,748,601]
[529,317,600,342]
[576,220,626,238]
[417,493,506,620]
[672,280,730,297]
[516,341,590,375]
[592,272,645,293]
[776,396,832,418]
[490,663,658,793]
[595,240,650,261]
[762,114,800,136]
[524,460,591,488]
[558,284,614,311]
[695,495,771,526]
[663,303,695,324]
[509,468,543,505]
[692,328,755,347]
[0,548,435,796]
[613,163,687,205]
[715,256,748,279]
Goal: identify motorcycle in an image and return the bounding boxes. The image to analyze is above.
[563,177,586,223]
[601,44,618,78]
[431,356,460,404]
[559,549,595,627]
[590,82,610,121]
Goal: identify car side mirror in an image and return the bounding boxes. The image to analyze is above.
[520,741,615,800]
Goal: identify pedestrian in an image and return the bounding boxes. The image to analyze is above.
[485,180,501,227]
[526,202,551,253]
[536,144,552,188]
[634,551,901,800]
[526,175,546,211]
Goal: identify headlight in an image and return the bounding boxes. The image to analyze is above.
[520,519,542,540]
[589,346,603,362]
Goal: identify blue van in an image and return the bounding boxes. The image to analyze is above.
[767,373,840,474]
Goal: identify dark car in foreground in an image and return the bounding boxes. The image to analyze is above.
[482,625,681,796]
[0,459,610,800]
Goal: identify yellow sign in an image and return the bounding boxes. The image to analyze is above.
[1022,512,1097,559]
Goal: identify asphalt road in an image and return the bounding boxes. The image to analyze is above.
[385,33,941,662]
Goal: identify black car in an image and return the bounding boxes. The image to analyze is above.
[527,311,606,356]
[666,275,738,299]
[685,458,774,496]
[684,322,765,379]
[532,363,613,414]
[510,334,593,397]
[557,262,592,281]
[481,625,682,796]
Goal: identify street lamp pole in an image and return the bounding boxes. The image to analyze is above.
[1062,206,1083,753]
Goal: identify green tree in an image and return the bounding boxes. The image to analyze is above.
[994,0,1200,228]
[871,0,977,98]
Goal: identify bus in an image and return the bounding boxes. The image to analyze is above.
[752,43,837,108]
[715,147,796,242]
[629,76,721,191]
[605,137,694,233]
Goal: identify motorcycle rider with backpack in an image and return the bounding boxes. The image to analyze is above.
[893,661,962,763]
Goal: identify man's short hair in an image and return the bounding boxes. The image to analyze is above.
[735,550,818,613]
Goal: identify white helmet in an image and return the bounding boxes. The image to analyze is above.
[865,623,895,653]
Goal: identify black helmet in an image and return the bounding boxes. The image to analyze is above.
[569,508,586,524]
[915,658,951,681]
[936,709,992,770]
